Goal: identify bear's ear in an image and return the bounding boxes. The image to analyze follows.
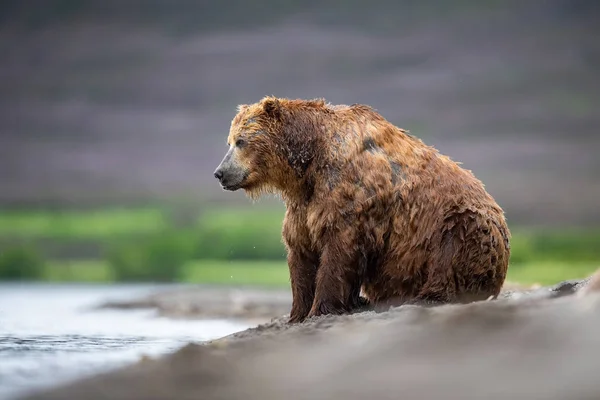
[262,97,282,120]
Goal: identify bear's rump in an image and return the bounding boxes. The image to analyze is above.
[360,211,509,305]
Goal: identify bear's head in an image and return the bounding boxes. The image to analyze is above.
[214,96,326,199]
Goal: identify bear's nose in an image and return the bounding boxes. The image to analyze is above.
[214,169,224,181]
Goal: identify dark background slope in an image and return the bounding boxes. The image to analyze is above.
[1,0,599,226]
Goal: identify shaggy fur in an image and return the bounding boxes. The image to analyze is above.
[214,96,511,323]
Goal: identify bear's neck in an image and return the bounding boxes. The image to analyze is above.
[278,172,317,206]
[276,111,329,205]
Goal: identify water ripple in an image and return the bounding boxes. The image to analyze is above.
[0,284,250,400]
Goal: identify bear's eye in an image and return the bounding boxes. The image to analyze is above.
[235,139,246,148]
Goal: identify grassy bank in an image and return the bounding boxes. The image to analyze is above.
[13,259,600,287]
[41,259,291,287]
[0,206,599,286]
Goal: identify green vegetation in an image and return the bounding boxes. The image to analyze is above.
[44,260,115,282]
[194,207,286,260]
[0,245,45,281]
[38,259,290,287]
[0,208,167,239]
[183,260,290,287]
[105,231,192,282]
[508,228,600,264]
[0,206,598,286]
[506,261,597,286]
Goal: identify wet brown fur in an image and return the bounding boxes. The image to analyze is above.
[222,96,511,323]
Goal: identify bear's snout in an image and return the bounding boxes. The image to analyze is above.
[213,148,248,191]
[213,166,235,188]
[214,168,239,190]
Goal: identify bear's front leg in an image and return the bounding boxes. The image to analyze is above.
[287,248,318,323]
[307,242,361,319]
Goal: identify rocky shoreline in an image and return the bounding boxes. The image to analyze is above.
[23,272,600,400]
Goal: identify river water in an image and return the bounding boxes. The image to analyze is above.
[0,283,252,400]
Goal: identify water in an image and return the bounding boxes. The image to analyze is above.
[0,283,252,400]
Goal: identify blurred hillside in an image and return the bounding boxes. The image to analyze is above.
[1,0,599,226]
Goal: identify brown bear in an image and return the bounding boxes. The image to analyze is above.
[214,96,511,323]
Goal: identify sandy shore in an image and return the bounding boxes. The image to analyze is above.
[96,285,293,325]
[23,273,600,400]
